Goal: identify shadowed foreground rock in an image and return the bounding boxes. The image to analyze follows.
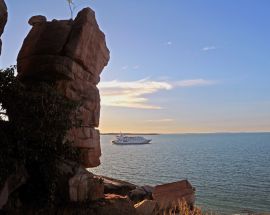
[5,194,138,215]
[17,7,110,168]
[0,0,7,55]
[100,175,137,196]
[0,164,28,209]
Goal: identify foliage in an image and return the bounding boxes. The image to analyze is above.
[0,66,79,205]
[161,200,203,215]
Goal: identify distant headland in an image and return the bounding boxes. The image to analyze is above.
[101,133,160,135]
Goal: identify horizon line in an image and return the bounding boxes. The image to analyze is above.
[101,131,270,135]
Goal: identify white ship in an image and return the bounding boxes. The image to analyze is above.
[112,134,151,145]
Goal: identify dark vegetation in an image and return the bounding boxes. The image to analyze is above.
[0,66,79,205]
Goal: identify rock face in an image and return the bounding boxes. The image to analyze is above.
[69,171,104,201]
[17,8,110,168]
[0,0,7,55]
[100,175,137,196]
[152,180,195,210]
[129,185,154,203]
[0,165,28,209]
[134,199,159,215]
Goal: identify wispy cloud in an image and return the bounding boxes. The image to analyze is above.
[174,79,217,87]
[202,46,217,51]
[99,79,171,109]
[167,41,172,45]
[121,65,128,70]
[99,78,216,109]
[146,118,174,122]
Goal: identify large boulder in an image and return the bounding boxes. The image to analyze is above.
[17,7,110,168]
[0,0,7,55]
[152,180,195,210]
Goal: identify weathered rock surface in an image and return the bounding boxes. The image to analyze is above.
[17,7,110,168]
[99,175,137,196]
[0,0,7,55]
[101,194,138,215]
[129,185,154,203]
[134,199,159,215]
[152,180,195,210]
[69,171,104,202]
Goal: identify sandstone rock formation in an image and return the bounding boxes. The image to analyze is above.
[69,171,104,201]
[152,180,195,210]
[0,0,7,55]
[17,8,110,168]
[134,199,159,215]
[100,175,137,196]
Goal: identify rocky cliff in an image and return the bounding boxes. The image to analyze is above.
[17,8,110,168]
[0,0,7,55]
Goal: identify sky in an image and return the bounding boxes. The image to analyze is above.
[1,0,270,133]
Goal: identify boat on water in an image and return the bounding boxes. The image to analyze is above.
[112,134,151,145]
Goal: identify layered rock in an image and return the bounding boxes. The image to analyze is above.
[17,8,110,168]
[0,0,7,55]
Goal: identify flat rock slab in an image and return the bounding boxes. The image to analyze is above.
[152,180,195,209]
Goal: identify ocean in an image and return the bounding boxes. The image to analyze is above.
[92,133,270,214]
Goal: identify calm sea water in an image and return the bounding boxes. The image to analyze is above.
[92,133,270,214]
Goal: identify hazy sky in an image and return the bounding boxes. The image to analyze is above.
[1,0,270,133]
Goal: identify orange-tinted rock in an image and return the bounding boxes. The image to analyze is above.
[64,8,109,79]
[17,8,109,85]
[152,180,195,210]
[0,0,7,55]
[80,146,101,167]
[18,20,72,60]
[17,8,109,168]
[17,55,77,81]
[134,199,159,215]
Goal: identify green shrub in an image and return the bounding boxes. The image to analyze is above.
[0,66,79,205]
